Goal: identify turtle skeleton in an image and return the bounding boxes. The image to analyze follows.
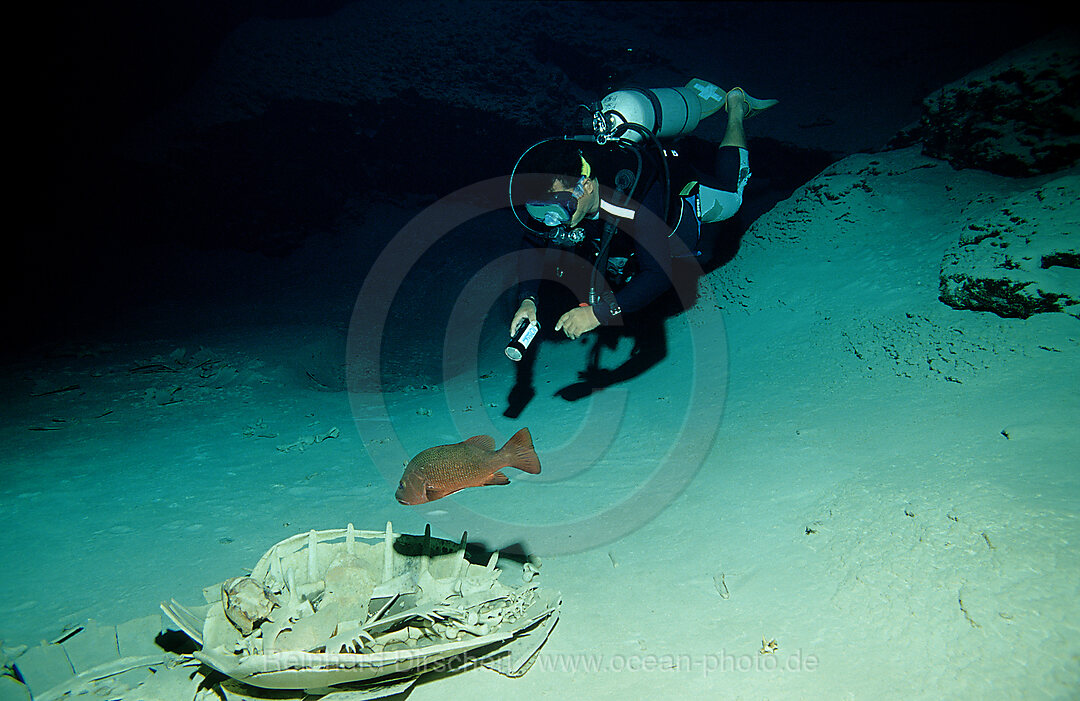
[160,521,559,696]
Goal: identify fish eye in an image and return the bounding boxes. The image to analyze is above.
[398,481,405,489]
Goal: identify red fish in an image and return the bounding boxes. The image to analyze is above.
[395,428,541,505]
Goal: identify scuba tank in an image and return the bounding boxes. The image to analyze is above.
[593,86,701,144]
[591,78,727,144]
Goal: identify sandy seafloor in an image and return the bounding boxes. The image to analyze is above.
[3,138,1078,699]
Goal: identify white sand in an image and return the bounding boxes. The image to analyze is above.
[3,141,1077,698]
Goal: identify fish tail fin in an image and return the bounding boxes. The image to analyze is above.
[499,427,541,475]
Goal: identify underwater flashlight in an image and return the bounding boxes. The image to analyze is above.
[505,319,540,362]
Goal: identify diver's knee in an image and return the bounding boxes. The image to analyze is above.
[696,185,744,222]
[695,146,750,222]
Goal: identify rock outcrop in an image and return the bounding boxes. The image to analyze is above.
[939,173,1079,319]
[912,30,1080,177]
[901,30,1080,319]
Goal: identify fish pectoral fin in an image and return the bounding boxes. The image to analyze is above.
[484,471,510,486]
[426,484,462,501]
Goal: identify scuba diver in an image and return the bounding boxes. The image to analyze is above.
[503,78,776,409]
[508,80,777,343]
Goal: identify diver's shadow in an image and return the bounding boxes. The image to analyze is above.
[503,260,704,415]
[504,379,535,419]
[504,335,538,419]
[504,324,662,414]
[553,313,667,401]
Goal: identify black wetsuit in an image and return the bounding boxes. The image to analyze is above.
[516,142,742,325]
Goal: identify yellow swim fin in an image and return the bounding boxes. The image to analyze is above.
[686,78,779,120]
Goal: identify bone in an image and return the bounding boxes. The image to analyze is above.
[307,530,318,581]
[382,521,394,582]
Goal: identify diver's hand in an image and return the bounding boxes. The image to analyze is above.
[555,305,599,340]
[510,299,537,337]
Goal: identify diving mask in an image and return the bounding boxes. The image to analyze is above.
[524,191,585,246]
[524,190,578,227]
